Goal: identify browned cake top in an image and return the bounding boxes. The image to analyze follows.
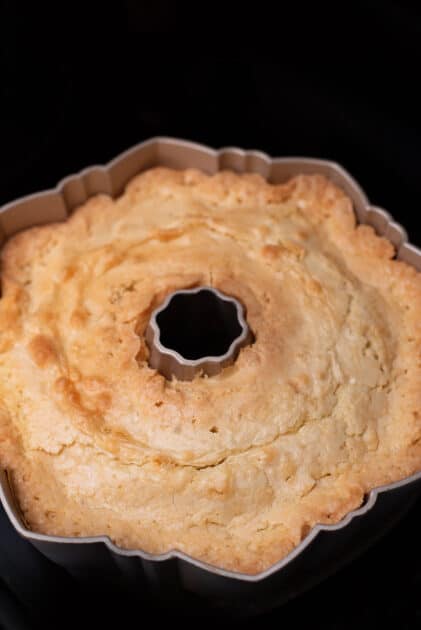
[0,167,420,574]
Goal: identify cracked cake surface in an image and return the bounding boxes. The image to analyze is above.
[0,167,420,574]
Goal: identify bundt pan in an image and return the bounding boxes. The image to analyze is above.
[1,138,421,616]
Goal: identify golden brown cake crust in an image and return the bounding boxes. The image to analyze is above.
[1,168,421,574]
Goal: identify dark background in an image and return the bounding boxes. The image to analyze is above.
[1,1,421,628]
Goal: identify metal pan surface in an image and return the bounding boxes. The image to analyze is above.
[1,137,420,614]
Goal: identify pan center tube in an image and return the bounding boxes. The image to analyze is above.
[145,286,253,381]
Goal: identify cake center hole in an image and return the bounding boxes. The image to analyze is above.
[156,288,244,361]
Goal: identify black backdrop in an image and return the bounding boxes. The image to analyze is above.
[1,2,421,628]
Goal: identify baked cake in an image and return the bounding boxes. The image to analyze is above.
[0,168,420,574]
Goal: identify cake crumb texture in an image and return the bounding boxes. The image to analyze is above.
[0,167,420,574]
